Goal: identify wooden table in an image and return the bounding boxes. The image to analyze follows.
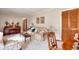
[22,33,31,42]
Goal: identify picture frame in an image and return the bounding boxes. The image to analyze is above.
[40,16,45,24]
[36,16,45,24]
[36,17,39,24]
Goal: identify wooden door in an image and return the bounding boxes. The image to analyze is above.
[69,9,78,40]
[62,9,79,50]
[62,11,70,42]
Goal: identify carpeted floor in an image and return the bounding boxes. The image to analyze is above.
[23,38,62,50]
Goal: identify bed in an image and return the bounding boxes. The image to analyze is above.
[3,34,25,50]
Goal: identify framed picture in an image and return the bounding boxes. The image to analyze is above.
[40,16,45,24]
[36,17,39,24]
[36,16,45,24]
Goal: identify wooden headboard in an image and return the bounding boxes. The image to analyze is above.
[3,26,21,36]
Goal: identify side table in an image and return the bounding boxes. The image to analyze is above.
[22,33,31,42]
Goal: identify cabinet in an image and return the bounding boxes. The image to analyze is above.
[62,9,79,50]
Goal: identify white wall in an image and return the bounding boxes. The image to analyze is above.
[29,9,61,40]
[29,9,67,40]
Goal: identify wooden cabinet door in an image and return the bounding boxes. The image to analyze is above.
[69,9,78,40]
[62,11,69,29]
[62,11,70,41]
[62,30,70,41]
[69,9,78,30]
[62,9,78,41]
[62,9,79,50]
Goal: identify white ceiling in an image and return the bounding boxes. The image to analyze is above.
[0,8,54,17]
